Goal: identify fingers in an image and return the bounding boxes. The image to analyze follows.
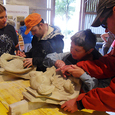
[61,103,73,113]
[56,68,61,72]
[16,51,26,57]
[23,59,32,68]
[56,65,77,78]
[24,62,32,68]
[55,60,65,68]
[71,65,79,69]
[61,103,66,109]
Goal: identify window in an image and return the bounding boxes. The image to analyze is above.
[79,0,105,35]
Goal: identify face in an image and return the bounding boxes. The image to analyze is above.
[0,11,7,29]
[31,25,44,38]
[106,14,115,34]
[100,6,115,34]
[70,41,89,60]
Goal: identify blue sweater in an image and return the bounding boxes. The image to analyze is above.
[19,26,33,44]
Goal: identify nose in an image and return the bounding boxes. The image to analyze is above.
[70,49,75,55]
[3,17,7,23]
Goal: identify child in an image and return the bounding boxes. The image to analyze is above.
[43,29,111,92]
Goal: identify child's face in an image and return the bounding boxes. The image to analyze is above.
[70,41,89,60]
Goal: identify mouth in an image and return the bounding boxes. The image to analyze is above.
[3,22,6,25]
[72,55,77,59]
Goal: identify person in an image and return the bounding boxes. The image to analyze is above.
[0,4,21,56]
[7,19,24,51]
[101,31,115,55]
[18,13,64,71]
[19,20,33,53]
[43,29,109,93]
[60,0,115,113]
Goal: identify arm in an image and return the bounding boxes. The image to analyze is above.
[61,77,114,113]
[100,33,109,42]
[76,77,115,112]
[43,52,69,67]
[10,26,20,51]
[80,73,111,92]
[60,65,111,92]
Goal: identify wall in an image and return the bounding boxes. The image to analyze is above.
[1,0,55,25]
[5,4,29,30]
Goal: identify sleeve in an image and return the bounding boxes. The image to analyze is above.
[80,72,111,92]
[76,77,115,112]
[103,35,114,48]
[102,45,110,55]
[43,52,69,67]
[11,26,18,44]
[9,25,19,50]
[77,48,115,79]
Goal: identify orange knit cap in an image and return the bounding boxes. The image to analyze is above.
[24,13,42,35]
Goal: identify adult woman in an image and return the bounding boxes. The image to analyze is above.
[0,4,20,56]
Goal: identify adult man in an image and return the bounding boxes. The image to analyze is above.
[18,13,64,71]
[61,0,115,113]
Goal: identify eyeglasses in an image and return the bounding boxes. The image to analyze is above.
[100,10,113,29]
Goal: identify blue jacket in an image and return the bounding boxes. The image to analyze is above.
[19,26,33,44]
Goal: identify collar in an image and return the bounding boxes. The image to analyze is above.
[42,25,54,40]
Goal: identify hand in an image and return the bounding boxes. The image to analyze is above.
[55,60,65,68]
[67,65,85,78]
[61,98,78,113]
[23,58,33,68]
[16,50,26,57]
[56,65,74,78]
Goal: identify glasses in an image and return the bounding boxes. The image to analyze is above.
[100,10,113,29]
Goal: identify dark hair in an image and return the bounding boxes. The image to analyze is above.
[20,21,25,26]
[71,29,97,52]
[0,4,6,13]
[37,19,44,26]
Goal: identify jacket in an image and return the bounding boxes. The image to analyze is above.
[19,26,33,44]
[76,48,115,111]
[77,48,115,79]
[77,77,115,112]
[26,25,64,71]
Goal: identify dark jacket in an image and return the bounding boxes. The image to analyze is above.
[25,25,64,71]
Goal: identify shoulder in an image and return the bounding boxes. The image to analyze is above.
[50,25,61,33]
[6,25,14,29]
[5,25,16,32]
